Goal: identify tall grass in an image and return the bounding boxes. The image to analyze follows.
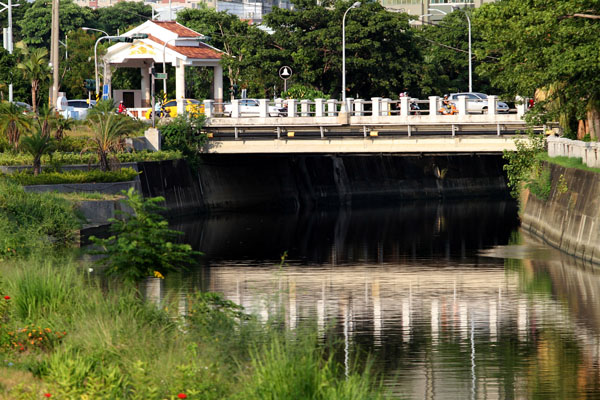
[0,179,81,257]
[0,256,386,399]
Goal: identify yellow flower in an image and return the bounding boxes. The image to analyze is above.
[153,271,165,279]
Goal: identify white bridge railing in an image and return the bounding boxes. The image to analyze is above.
[203,96,528,120]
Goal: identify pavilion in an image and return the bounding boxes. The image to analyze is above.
[102,20,223,116]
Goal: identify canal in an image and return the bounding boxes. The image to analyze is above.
[165,199,600,399]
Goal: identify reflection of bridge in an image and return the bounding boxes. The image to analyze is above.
[202,96,539,154]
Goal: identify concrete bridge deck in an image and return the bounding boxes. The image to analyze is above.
[201,97,542,154]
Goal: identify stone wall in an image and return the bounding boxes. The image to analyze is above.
[521,162,600,264]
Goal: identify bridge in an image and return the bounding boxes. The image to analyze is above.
[201,96,542,154]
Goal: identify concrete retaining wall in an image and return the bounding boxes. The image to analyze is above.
[521,162,600,264]
[137,154,510,214]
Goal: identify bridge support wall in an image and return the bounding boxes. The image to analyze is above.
[136,154,510,215]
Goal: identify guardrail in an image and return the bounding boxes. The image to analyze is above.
[204,96,527,119]
[547,136,600,168]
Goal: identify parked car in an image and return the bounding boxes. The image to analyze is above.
[13,101,33,114]
[64,99,96,120]
[224,99,286,117]
[448,92,509,114]
[144,99,204,119]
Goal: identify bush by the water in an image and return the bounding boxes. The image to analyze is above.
[4,167,139,186]
[0,179,80,258]
[0,150,182,167]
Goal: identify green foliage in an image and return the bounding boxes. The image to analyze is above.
[503,132,546,199]
[186,292,251,335]
[15,42,51,114]
[525,163,552,201]
[89,188,200,283]
[59,30,98,100]
[92,2,153,38]
[0,102,31,151]
[0,179,80,256]
[85,111,139,171]
[160,113,207,170]
[20,128,55,176]
[236,334,384,400]
[474,0,600,136]
[4,167,138,186]
[21,0,94,49]
[282,84,330,100]
[539,153,600,174]
[0,149,182,166]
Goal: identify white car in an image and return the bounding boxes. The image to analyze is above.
[448,92,509,114]
[64,99,96,120]
[224,99,286,117]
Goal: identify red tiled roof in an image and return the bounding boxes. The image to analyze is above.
[152,21,202,38]
[146,34,222,60]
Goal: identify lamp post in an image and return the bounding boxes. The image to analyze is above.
[451,6,472,93]
[92,33,147,100]
[429,7,472,92]
[162,37,177,100]
[82,27,109,37]
[342,1,360,112]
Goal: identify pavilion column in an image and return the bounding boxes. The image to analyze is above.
[213,64,223,104]
[141,66,151,107]
[175,59,185,115]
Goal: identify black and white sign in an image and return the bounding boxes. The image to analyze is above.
[279,66,293,80]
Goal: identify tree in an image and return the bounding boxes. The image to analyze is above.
[0,48,29,103]
[85,111,136,171]
[92,2,152,36]
[416,11,492,98]
[474,0,600,138]
[20,0,93,48]
[264,0,421,99]
[89,188,199,284]
[177,7,273,99]
[16,42,51,114]
[20,127,55,176]
[0,101,31,150]
[60,30,98,100]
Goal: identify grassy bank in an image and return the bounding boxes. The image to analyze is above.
[0,180,385,399]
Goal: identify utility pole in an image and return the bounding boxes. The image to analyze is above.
[0,0,19,102]
[49,0,60,108]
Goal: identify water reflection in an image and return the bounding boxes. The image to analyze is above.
[151,200,600,398]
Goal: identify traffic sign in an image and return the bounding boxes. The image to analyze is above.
[155,73,167,79]
[279,66,292,80]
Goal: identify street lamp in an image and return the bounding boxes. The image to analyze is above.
[93,33,148,100]
[342,1,360,112]
[451,6,472,93]
[82,27,109,37]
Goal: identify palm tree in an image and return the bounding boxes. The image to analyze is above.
[21,127,55,176]
[0,101,32,151]
[55,115,75,140]
[16,42,50,114]
[85,112,136,171]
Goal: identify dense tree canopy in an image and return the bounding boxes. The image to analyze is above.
[473,0,600,136]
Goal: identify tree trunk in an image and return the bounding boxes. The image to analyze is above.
[31,80,39,114]
[33,156,41,176]
[588,108,600,141]
[99,151,109,172]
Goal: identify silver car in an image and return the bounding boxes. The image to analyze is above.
[448,92,509,114]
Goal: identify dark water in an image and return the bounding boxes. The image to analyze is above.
[159,200,600,399]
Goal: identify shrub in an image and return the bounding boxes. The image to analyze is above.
[0,150,182,166]
[503,132,546,199]
[160,113,207,170]
[0,179,80,251]
[89,188,200,283]
[4,167,139,185]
